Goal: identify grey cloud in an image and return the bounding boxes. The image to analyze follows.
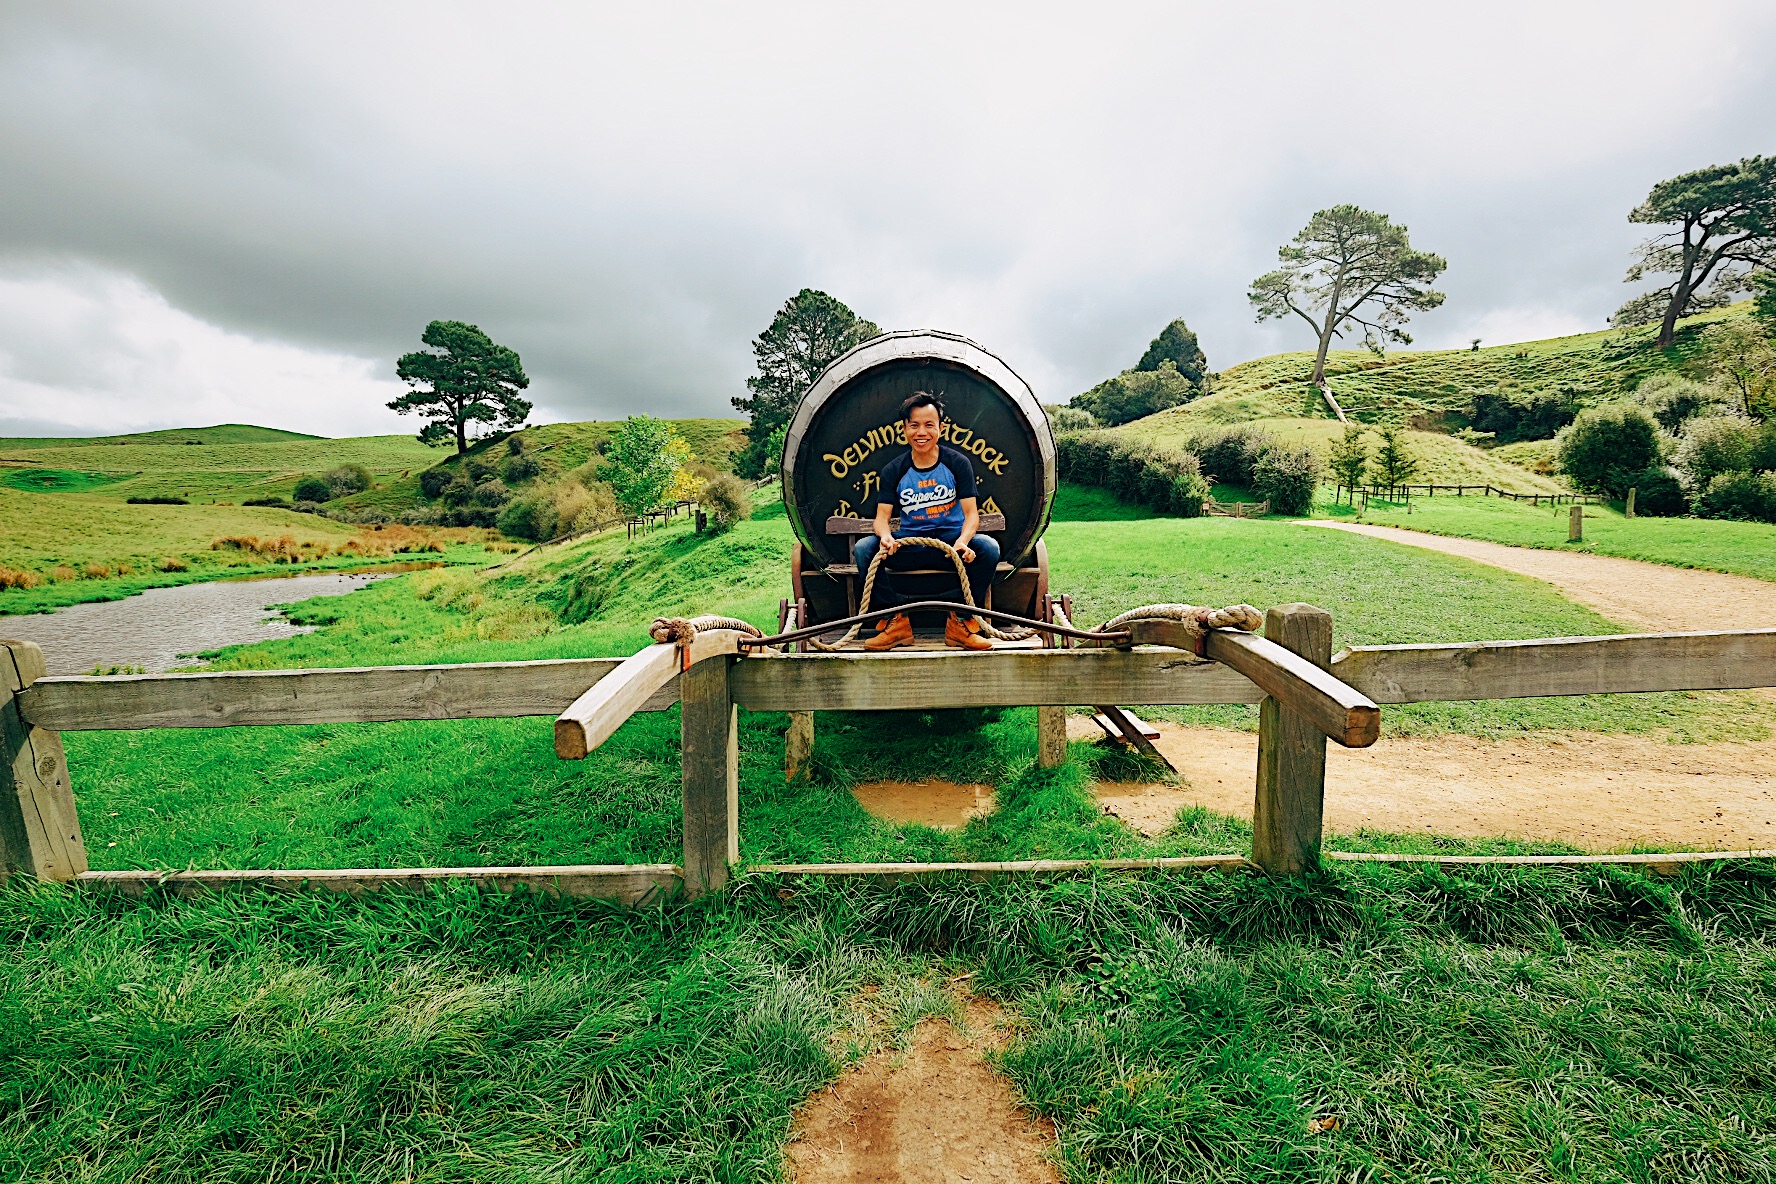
[3,0,1774,435]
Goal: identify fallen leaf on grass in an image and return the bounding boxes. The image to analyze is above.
[1307,1116,1340,1134]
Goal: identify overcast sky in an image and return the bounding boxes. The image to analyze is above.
[3,1,1773,440]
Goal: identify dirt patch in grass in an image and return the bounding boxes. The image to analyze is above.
[1078,718,1776,851]
[851,779,996,829]
[786,997,1061,1184]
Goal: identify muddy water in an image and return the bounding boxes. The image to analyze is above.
[0,566,434,675]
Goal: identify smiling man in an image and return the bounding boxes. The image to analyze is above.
[851,392,999,652]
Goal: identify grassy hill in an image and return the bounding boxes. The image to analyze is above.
[1104,302,1762,497]
[0,423,322,449]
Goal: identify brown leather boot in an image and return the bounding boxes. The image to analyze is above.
[945,613,993,651]
[864,613,914,651]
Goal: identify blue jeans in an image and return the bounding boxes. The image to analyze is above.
[852,532,1002,612]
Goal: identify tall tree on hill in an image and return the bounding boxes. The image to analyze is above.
[1135,318,1208,383]
[733,289,880,477]
[1249,205,1447,386]
[1611,156,1776,349]
[392,321,531,455]
[600,416,691,516]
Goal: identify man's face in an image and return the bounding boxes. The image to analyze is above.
[905,405,942,450]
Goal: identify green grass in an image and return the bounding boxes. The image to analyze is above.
[11,482,1776,1180]
[0,468,127,494]
[5,862,1776,1181]
[1328,494,1776,583]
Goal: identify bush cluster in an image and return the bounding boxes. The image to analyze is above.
[1697,471,1776,522]
[1054,432,1207,516]
[126,496,187,505]
[1671,415,1776,522]
[1468,382,1581,442]
[1190,426,1272,487]
[1190,426,1323,514]
[1556,405,1663,498]
[700,474,751,533]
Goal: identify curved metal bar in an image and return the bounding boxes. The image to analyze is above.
[738,600,1130,650]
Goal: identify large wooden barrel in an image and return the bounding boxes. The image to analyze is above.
[781,330,1056,571]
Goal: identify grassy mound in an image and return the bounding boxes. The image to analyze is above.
[0,422,322,449]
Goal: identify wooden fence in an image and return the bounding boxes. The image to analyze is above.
[5,611,1775,902]
[1337,483,1607,507]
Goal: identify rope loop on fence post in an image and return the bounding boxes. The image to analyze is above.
[1098,603,1264,657]
[804,536,1038,652]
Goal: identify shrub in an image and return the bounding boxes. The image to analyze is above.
[1372,425,1421,487]
[1468,381,1581,442]
[325,463,373,498]
[501,452,543,483]
[1045,405,1096,433]
[700,474,750,532]
[466,458,497,483]
[1252,444,1321,515]
[1190,426,1274,487]
[243,496,289,507]
[1054,431,1205,517]
[1070,362,1197,426]
[154,556,188,572]
[497,494,557,542]
[1556,405,1662,497]
[1696,471,1776,523]
[1633,374,1730,430]
[293,476,332,503]
[1624,466,1688,516]
[1675,417,1756,492]
[1327,425,1369,491]
[505,433,527,454]
[126,495,188,505]
[50,565,77,582]
[82,563,111,579]
[439,475,476,508]
[0,566,44,590]
[418,467,452,499]
[398,506,446,526]
[470,478,512,508]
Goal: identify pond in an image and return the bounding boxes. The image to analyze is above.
[0,566,436,675]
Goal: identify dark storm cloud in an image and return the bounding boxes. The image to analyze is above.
[2,1,1774,436]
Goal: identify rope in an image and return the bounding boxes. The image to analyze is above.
[648,615,763,645]
[741,600,1126,650]
[806,536,1037,651]
[1097,603,1263,659]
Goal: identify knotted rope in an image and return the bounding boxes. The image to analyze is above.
[648,615,764,645]
[1098,602,1264,658]
[806,535,1037,652]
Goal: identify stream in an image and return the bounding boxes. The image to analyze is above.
[0,566,435,675]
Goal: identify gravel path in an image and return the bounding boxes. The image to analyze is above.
[1301,521,1776,631]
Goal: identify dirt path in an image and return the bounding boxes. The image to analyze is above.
[1082,719,1776,851]
[1301,521,1776,631]
[786,997,1060,1184]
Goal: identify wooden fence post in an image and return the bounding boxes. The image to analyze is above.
[1036,706,1068,768]
[785,711,814,783]
[1569,504,1583,542]
[1252,605,1331,876]
[681,654,738,897]
[1625,488,1636,520]
[0,640,86,882]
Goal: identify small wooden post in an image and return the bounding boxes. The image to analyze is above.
[1036,706,1068,768]
[0,640,87,882]
[680,654,738,897]
[1625,488,1637,520]
[1252,605,1331,876]
[1569,503,1583,542]
[785,711,814,783]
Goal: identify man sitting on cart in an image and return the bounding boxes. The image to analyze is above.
[853,391,999,652]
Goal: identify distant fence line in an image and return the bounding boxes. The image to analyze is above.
[1335,483,1606,508]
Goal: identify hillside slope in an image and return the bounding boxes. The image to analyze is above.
[0,423,322,449]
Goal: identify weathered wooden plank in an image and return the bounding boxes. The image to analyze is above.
[76,863,680,903]
[554,630,745,760]
[1252,605,1331,877]
[1036,705,1067,768]
[1201,628,1380,748]
[825,513,1007,535]
[785,711,815,783]
[1332,629,1776,703]
[0,640,86,882]
[1327,849,1776,868]
[757,855,1254,880]
[21,658,681,732]
[681,655,739,897]
[731,647,1265,710]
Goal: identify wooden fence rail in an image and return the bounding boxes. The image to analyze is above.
[6,613,1775,901]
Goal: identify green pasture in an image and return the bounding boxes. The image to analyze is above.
[1330,493,1776,583]
[0,423,321,450]
[10,482,1776,1181]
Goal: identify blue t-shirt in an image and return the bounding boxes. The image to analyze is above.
[874,444,977,539]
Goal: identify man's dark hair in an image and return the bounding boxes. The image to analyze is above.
[901,391,944,422]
